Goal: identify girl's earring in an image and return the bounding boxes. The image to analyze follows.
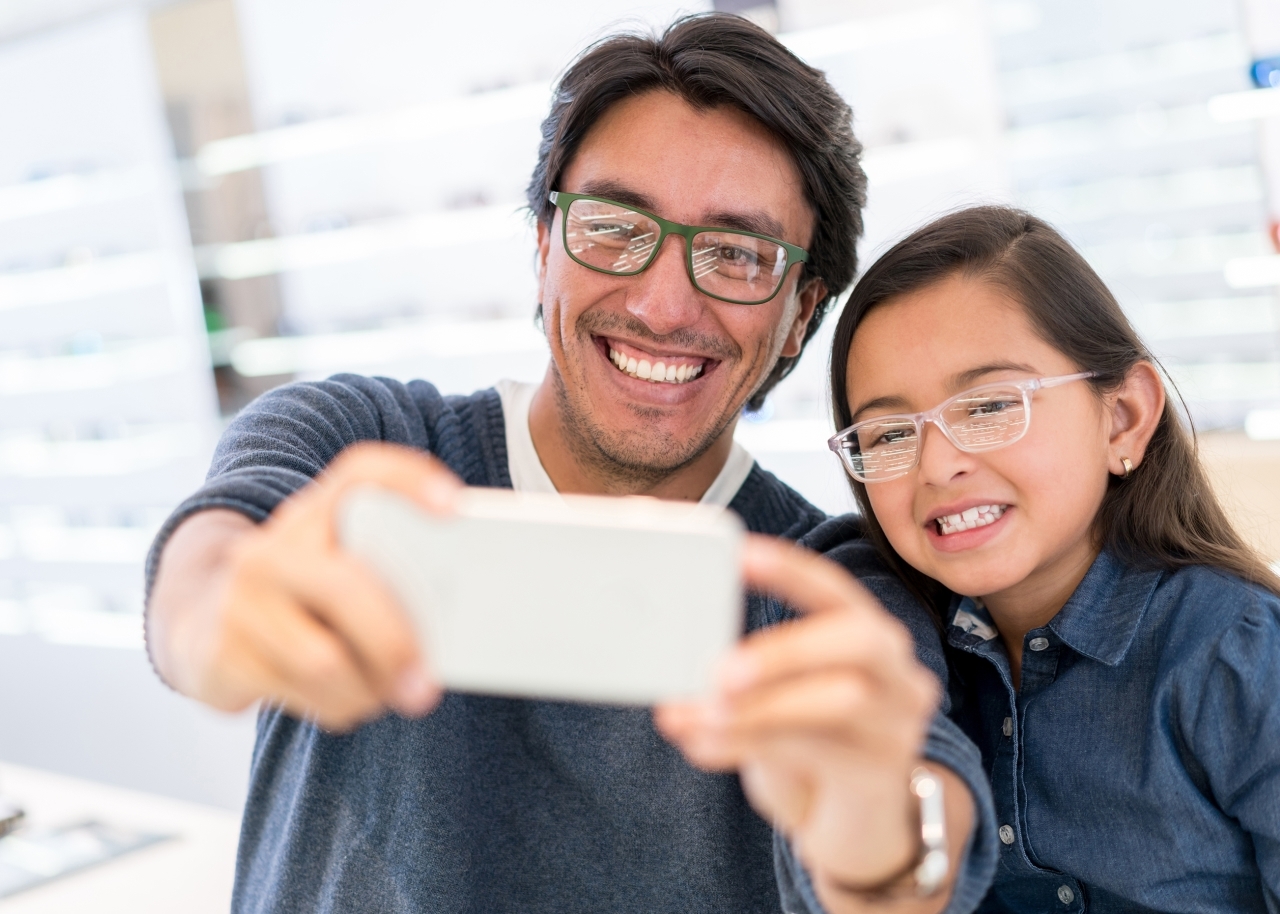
[1120,457,1133,478]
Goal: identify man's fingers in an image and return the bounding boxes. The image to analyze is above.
[719,671,932,751]
[311,441,463,523]
[266,549,436,711]
[741,535,882,618]
[238,590,389,723]
[718,610,923,698]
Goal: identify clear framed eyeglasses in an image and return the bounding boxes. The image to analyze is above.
[828,372,1097,483]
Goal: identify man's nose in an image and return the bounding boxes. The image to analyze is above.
[916,421,976,486]
[624,233,705,335]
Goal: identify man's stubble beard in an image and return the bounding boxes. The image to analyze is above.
[549,310,748,492]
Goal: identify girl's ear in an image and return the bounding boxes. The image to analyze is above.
[1106,361,1165,476]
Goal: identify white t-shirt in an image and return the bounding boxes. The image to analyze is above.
[493,379,755,507]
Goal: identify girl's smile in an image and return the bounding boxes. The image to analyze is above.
[924,502,1013,552]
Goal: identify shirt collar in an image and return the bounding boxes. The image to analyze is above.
[1046,550,1163,665]
[946,550,1164,666]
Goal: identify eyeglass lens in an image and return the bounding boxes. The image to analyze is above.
[843,386,1029,481]
[564,197,790,303]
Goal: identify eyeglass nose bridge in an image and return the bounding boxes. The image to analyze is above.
[901,395,1036,475]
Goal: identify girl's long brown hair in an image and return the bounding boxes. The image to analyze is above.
[829,206,1280,621]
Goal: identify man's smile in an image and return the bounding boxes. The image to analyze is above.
[601,337,711,385]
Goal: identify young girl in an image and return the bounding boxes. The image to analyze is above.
[826,205,1280,912]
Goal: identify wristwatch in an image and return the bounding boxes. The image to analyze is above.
[833,766,949,900]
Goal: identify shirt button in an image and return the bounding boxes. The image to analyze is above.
[1057,885,1075,904]
[998,824,1014,845]
[1002,716,1013,737]
[1029,636,1050,652]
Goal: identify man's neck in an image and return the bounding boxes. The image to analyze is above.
[527,377,736,501]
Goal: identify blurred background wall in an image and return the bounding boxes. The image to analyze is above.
[0,0,1278,810]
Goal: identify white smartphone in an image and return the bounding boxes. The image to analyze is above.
[337,486,745,705]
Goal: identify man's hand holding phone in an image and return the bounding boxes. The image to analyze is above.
[148,443,456,731]
[654,539,959,909]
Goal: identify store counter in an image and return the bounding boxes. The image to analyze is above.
[0,762,239,913]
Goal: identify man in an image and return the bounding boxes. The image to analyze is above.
[146,14,995,914]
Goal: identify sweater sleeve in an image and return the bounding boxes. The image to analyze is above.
[143,374,475,601]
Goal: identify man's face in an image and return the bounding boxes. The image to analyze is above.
[536,90,824,476]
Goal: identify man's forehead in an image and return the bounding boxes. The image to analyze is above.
[574,177,787,240]
[560,92,813,244]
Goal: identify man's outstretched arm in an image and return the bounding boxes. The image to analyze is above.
[147,443,459,731]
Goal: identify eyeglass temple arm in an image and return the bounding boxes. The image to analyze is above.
[1035,370,1098,390]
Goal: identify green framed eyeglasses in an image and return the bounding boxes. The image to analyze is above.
[549,191,810,306]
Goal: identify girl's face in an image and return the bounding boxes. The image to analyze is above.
[846,273,1113,606]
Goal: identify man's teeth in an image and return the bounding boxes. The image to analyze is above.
[609,347,704,384]
[935,504,1007,536]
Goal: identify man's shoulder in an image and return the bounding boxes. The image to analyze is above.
[728,462,828,540]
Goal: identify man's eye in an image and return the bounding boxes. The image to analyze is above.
[717,245,757,265]
[585,222,637,238]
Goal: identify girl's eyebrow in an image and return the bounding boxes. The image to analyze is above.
[851,394,911,421]
[850,361,1040,421]
[947,361,1040,389]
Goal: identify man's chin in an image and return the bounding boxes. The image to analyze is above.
[585,422,714,475]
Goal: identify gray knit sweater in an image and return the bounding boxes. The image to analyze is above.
[146,375,996,914]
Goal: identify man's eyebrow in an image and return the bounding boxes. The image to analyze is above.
[704,209,786,240]
[577,180,657,212]
[573,181,787,240]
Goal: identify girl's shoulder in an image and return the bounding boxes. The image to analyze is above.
[1149,564,1280,814]
[1149,562,1280,636]
[1144,562,1280,716]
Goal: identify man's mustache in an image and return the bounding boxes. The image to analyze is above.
[575,311,741,362]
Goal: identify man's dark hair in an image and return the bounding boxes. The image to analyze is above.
[526,12,867,410]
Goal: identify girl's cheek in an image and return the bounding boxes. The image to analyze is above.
[866,483,922,560]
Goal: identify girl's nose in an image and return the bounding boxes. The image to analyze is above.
[916,420,977,486]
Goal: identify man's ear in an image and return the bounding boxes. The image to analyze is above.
[780,278,826,358]
[536,219,552,303]
[1106,360,1165,476]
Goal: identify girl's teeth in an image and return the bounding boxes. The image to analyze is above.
[935,504,1007,535]
[608,347,704,385]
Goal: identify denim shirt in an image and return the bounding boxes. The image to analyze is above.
[944,550,1280,913]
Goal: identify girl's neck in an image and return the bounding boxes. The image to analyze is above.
[981,540,1100,689]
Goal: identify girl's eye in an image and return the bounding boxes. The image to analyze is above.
[868,427,915,448]
[968,398,1018,417]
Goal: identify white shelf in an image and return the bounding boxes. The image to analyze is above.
[0,251,169,312]
[0,339,198,396]
[0,169,154,225]
[196,205,527,280]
